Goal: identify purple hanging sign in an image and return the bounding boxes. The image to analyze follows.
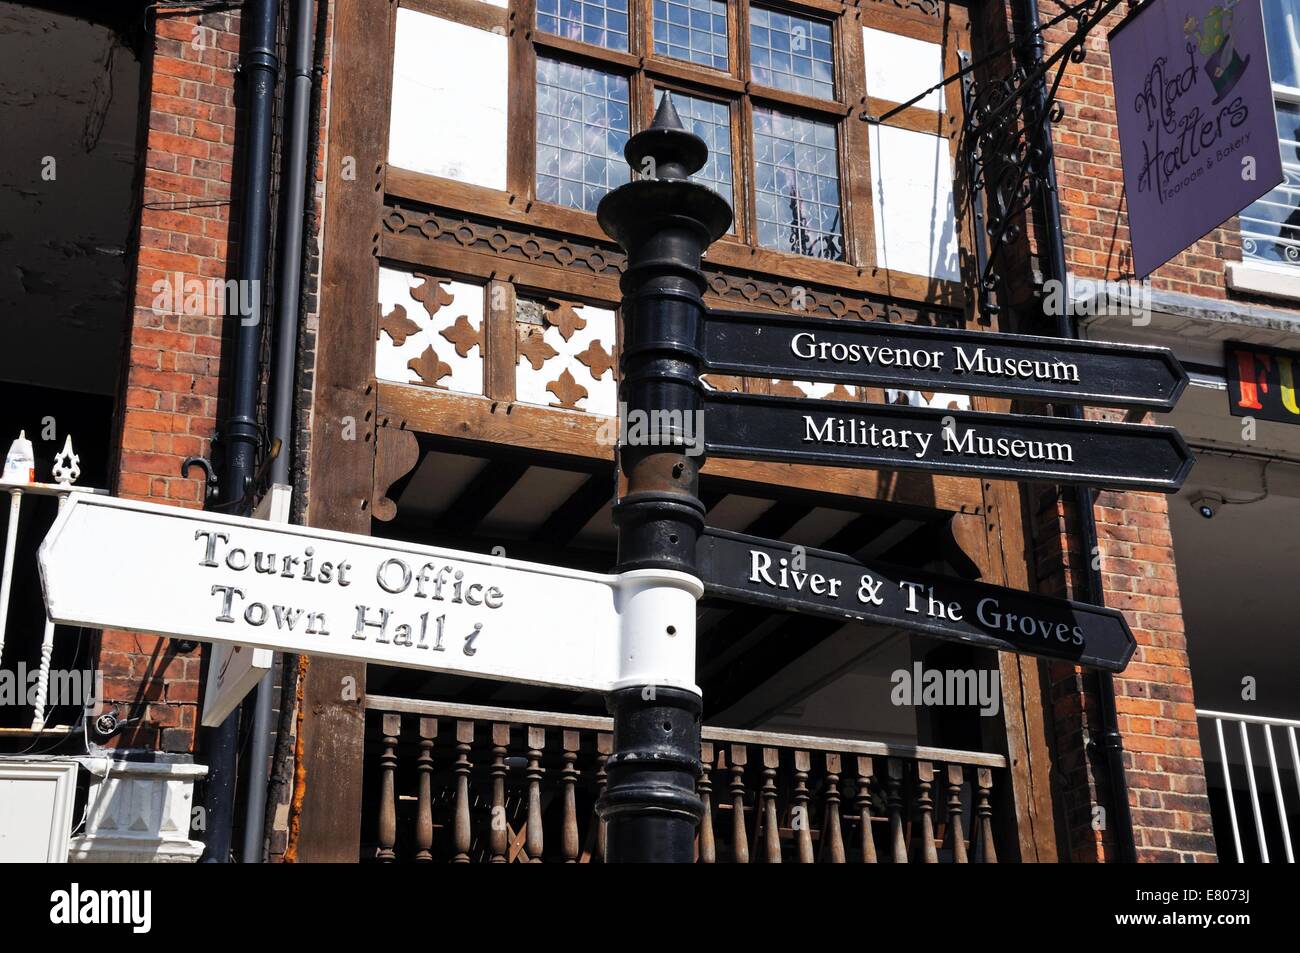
[1110,0,1283,278]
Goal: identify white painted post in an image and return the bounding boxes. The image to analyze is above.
[0,487,24,665]
[30,491,71,728]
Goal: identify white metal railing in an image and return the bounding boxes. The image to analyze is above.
[0,438,107,730]
[1198,709,1300,864]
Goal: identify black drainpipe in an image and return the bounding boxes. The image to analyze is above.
[200,0,280,864]
[239,0,317,864]
[1018,0,1138,862]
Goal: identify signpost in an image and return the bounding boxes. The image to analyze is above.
[703,390,1194,492]
[39,494,701,696]
[698,529,1137,672]
[38,94,1202,865]
[703,308,1188,410]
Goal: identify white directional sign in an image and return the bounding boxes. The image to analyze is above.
[39,495,700,694]
[200,484,288,727]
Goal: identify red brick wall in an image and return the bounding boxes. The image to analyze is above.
[101,9,242,753]
[1005,2,1221,860]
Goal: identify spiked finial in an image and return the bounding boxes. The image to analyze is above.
[624,91,708,182]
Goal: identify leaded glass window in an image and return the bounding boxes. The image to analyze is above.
[753,107,842,260]
[749,6,835,100]
[1242,2,1300,265]
[536,0,630,53]
[654,88,733,218]
[653,0,729,71]
[536,57,631,212]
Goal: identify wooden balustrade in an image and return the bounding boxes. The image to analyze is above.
[362,695,1009,863]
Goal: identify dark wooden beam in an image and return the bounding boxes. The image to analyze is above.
[819,510,899,558]
[529,473,612,546]
[436,460,530,536]
[742,500,808,542]
[702,613,845,718]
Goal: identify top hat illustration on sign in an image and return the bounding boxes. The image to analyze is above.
[1186,0,1251,104]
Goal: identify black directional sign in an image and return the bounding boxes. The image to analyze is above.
[703,309,1188,410]
[703,391,1193,492]
[697,528,1137,671]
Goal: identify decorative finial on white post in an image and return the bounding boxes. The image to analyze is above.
[52,435,81,486]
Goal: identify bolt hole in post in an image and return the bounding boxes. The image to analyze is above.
[666,625,676,636]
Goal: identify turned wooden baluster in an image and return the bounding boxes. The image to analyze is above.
[974,767,997,863]
[561,729,580,863]
[946,764,968,863]
[728,744,749,864]
[415,717,437,862]
[855,756,878,863]
[489,723,510,863]
[594,732,611,862]
[914,761,938,863]
[820,753,845,863]
[885,758,908,863]
[759,747,782,863]
[377,713,400,862]
[697,741,716,864]
[792,750,814,863]
[452,720,474,863]
[525,726,545,863]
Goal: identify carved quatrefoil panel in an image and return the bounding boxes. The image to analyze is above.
[376,266,485,395]
[515,297,617,416]
[887,389,970,411]
[780,381,860,401]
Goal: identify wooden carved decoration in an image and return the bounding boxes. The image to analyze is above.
[408,345,452,386]
[376,266,485,395]
[888,389,970,411]
[383,202,964,329]
[701,374,743,393]
[547,368,588,410]
[372,425,421,522]
[545,300,587,341]
[574,339,615,381]
[515,297,618,416]
[379,303,421,346]
[517,326,559,370]
[411,276,454,318]
[440,314,483,358]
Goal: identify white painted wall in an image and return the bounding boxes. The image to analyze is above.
[869,123,960,282]
[862,27,945,112]
[388,9,508,190]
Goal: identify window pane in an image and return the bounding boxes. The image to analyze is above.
[536,0,629,52]
[653,0,729,71]
[750,5,834,99]
[753,107,843,260]
[653,89,734,225]
[1241,100,1300,264]
[1264,0,1300,88]
[536,58,630,212]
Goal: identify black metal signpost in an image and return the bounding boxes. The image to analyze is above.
[595,91,1193,863]
[697,528,1136,671]
[703,308,1188,410]
[703,390,1193,492]
[595,97,731,863]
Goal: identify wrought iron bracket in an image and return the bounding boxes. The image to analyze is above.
[862,0,1134,315]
